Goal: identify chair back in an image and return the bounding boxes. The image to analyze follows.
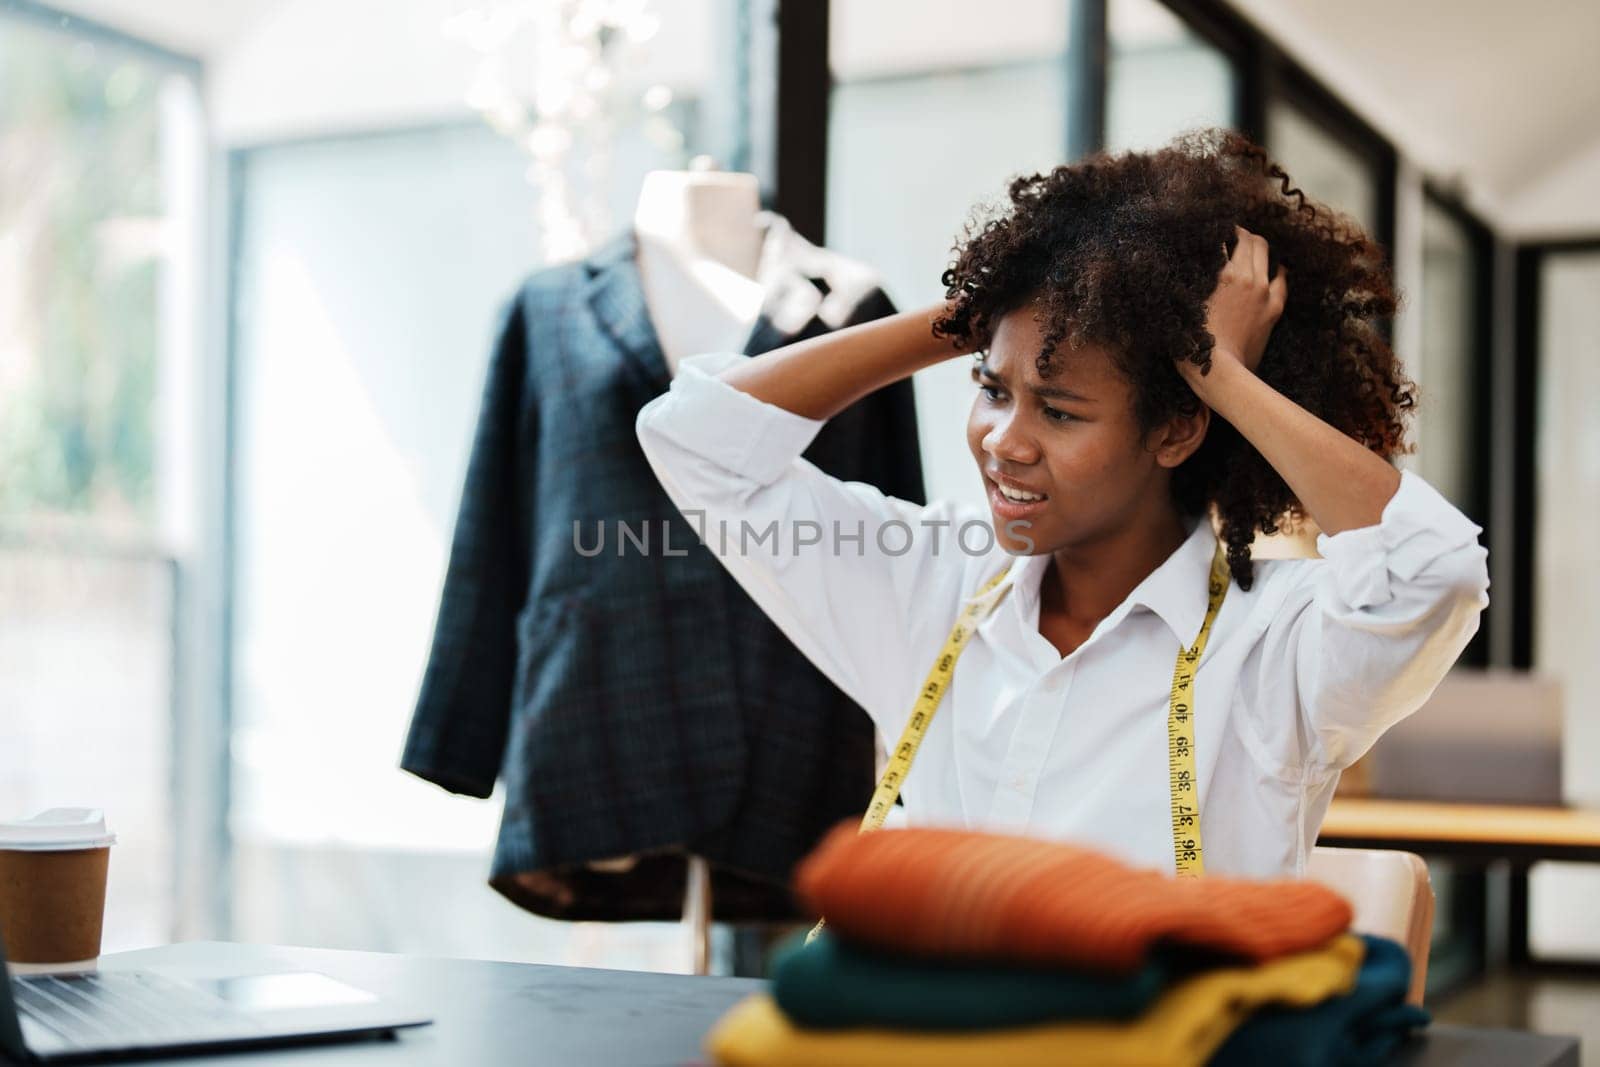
[1306,845,1433,1006]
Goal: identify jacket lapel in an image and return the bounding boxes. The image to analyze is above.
[586,210,840,372]
[584,226,673,392]
[741,210,826,356]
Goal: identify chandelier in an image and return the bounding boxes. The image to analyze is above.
[442,0,684,262]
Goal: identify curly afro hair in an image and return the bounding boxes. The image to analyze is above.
[931,127,1414,590]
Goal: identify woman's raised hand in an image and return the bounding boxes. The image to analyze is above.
[1190,224,1287,381]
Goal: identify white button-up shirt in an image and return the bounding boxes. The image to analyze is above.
[635,352,1490,877]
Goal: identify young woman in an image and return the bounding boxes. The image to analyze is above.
[634,129,1489,879]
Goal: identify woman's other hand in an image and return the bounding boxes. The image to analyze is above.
[1186,225,1287,387]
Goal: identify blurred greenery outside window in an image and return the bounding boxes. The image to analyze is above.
[0,15,187,539]
[0,10,201,954]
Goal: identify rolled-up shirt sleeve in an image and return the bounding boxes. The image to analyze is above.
[1249,469,1491,774]
[635,352,969,736]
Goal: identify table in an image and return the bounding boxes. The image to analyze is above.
[64,942,1577,1066]
[1319,798,1600,964]
[1320,799,1600,862]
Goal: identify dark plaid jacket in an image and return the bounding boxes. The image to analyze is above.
[400,218,925,920]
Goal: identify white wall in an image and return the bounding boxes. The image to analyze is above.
[209,0,479,143]
[1223,0,1600,239]
[830,0,1066,78]
[47,0,1600,236]
[208,0,717,146]
[1502,137,1600,239]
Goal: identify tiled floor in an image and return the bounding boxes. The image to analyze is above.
[1433,971,1600,1065]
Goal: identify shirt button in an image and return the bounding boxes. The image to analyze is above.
[1042,676,1062,694]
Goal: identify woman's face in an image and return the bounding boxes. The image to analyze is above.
[965,303,1178,556]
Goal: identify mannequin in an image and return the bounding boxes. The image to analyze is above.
[407,156,922,977]
[631,159,776,973]
[632,160,773,376]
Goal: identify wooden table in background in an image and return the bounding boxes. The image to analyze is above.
[1319,798,1600,965]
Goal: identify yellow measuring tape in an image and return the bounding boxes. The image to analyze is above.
[1168,543,1231,877]
[806,541,1231,945]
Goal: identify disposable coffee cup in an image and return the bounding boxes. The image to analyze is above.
[0,808,116,969]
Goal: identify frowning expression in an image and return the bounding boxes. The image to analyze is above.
[966,302,1183,555]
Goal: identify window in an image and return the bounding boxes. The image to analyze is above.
[227,0,741,969]
[229,124,542,951]
[1106,0,1237,153]
[0,11,204,953]
[1528,248,1600,960]
[827,0,1074,509]
[1414,198,1483,515]
[1266,97,1381,237]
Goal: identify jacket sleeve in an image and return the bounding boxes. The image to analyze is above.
[1244,469,1491,775]
[400,293,532,797]
[635,352,974,740]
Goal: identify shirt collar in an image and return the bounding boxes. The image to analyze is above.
[1000,515,1221,648]
[584,208,881,387]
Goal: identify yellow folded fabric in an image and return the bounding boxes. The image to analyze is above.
[706,934,1364,1067]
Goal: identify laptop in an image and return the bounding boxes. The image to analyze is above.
[0,934,432,1063]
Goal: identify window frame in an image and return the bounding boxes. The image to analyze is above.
[1511,235,1600,669]
[1418,184,1495,666]
[0,0,225,946]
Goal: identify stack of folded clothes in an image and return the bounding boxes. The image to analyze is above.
[705,824,1430,1067]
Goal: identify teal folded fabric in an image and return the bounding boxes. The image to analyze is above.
[1210,934,1429,1067]
[770,929,1169,1031]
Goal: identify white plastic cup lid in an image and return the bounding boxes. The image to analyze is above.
[0,808,117,852]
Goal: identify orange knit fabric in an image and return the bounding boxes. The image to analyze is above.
[795,824,1353,974]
